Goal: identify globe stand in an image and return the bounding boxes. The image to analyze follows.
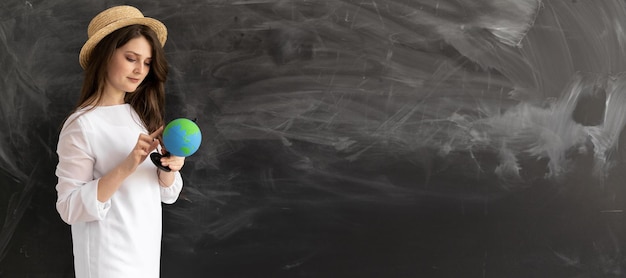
[150,152,172,172]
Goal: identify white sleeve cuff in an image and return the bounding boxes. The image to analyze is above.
[160,172,183,204]
[97,199,111,213]
[80,179,111,220]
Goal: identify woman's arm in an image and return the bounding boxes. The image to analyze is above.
[97,128,162,201]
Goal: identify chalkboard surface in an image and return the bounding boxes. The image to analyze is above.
[3,0,626,277]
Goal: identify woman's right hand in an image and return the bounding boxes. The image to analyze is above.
[122,126,163,172]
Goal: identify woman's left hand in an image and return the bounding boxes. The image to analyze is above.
[160,154,185,172]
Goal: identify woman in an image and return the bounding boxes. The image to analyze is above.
[55,6,184,277]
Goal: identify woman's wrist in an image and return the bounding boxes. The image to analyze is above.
[157,168,175,187]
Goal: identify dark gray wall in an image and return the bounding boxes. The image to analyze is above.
[2,0,626,277]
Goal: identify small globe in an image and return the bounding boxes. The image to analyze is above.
[162,118,202,157]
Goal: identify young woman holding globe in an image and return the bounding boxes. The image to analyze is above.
[54,6,185,278]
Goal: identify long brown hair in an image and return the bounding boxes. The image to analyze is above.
[74,24,168,134]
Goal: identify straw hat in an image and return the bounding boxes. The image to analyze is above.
[79,5,167,69]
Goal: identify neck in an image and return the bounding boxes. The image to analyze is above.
[99,88,126,106]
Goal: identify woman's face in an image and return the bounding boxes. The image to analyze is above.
[104,36,153,95]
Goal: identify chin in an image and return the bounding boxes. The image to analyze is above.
[125,87,140,93]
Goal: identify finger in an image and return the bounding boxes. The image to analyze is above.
[161,155,184,162]
[138,133,154,145]
[150,138,160,151]
[136,138,159,155]
[161,156,185,167]
[161,160,184,171]
[133,147,150,159]
[136,138,150,150]
[150,126,164,141]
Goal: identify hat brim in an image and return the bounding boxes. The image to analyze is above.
[79,17,167,69]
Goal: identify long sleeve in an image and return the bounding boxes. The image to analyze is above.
[55,116,111,225]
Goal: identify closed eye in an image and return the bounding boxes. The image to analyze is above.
[124,51,151,66]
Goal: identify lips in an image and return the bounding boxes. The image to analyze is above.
[128,77,141,83]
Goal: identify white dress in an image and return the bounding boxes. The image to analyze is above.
[55,104,183,278]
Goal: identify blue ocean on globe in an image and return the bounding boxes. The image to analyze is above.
[162,118,202,157]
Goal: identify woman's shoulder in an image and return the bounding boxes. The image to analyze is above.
[60,108,91,134]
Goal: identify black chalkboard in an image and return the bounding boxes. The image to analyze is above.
[3,0,626,277]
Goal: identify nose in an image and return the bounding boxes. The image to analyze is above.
[134,63,146,74]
